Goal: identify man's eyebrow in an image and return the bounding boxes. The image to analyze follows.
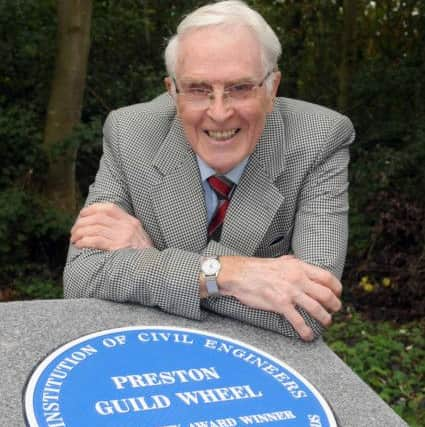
[185,80,211,86]
[226,79,256,87]
[228,80,258,87]
[179,77,210,84]
[180,76,257,86]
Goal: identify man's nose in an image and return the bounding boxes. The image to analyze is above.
[206,93,234,122]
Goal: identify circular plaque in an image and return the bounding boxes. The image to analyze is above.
[24,326,337,426]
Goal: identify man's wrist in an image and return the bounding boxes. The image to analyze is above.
[199,256,221,298]
[198,255,246,299]
[215,256,243,296]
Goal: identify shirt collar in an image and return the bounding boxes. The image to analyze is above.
[197,155,249,184]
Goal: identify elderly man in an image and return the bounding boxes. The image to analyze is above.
[65,0,355,341]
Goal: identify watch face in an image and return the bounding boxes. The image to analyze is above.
[202,258,220,275]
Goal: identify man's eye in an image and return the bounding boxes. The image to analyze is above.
[228,83,254,93]
[187,86,210,95]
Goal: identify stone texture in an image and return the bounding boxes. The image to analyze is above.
[0,299,407,426]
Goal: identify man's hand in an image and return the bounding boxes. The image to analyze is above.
[70,203,154,251]
[218,255,342,341]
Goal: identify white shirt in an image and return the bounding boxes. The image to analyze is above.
[196,155,249,223]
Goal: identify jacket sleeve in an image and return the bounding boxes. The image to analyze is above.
[292,114,355,279]
[199,240,325,338]
[200,115,355,339]
[64,109,354,339]
[63,111,203,320]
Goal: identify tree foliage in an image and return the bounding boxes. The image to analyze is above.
[0,0,424,319]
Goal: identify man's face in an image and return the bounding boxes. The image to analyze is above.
[167,26,280,174]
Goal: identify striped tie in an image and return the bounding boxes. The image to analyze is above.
[207,175,235,241]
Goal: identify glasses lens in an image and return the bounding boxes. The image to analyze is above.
[227,83,256,101]
[175,76,267,109]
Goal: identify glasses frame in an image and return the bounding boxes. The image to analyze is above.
[172,70,274,108]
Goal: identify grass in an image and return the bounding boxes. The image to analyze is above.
[324,307,425,426]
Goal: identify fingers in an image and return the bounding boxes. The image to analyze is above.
[281,306,315,341]
[71,223,115,245]
[72,235,115,251]
[282,256,342,297]
[279,290,337,340]
[79,202,127,219]
[294,291,333,326]
[71,203,123,236]
[71,213,114,236]
[232,256,342,339]
[70,202,154,251]
[282,286,336,339]
[303,281,342,313]
[71,210,117,244]
[291,275,341,333]
[305,264,342,297]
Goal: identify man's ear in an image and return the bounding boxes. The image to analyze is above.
[272,71,282,97]
[165,76,180,114]
[266,71,282,113]
[164,77,173,94]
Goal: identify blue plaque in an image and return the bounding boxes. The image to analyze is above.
[24,327,337,426]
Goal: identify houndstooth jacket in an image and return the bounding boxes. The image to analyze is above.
[64,93,355,338]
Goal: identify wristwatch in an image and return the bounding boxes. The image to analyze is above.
[200,256,221,296]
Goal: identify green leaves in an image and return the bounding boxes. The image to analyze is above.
[325,310,425,426]
[0,188,73,300]
[0,3,423,423]
[0,105,45,189]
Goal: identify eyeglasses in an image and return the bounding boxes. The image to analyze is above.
[173,71,273,110]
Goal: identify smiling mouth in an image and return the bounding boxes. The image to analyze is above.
[205,128,240,141]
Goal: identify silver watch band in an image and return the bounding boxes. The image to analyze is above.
[205,274,219,295]
[200,256,221,296]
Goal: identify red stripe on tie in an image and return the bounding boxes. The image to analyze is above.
[207,175,235,240]
[208,200,229,237]
[208,175,233,199]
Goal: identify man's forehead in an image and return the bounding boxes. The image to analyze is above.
[179,23,257,43]
[175,26,263,81]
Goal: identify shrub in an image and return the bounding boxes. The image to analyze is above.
[0,103,46,189]
[325,309,425,426]
[0,188,73,296]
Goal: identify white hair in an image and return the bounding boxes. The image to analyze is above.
[164,0,281,90]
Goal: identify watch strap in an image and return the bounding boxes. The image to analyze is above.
[200,256,221,296]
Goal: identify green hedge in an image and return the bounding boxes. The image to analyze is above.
[0,1,424,318]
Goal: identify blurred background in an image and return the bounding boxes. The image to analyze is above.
[0,1,423,424]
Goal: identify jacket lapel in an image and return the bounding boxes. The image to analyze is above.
[151,116,208,252]
[220,108,287,256]
[150,105,287,255]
